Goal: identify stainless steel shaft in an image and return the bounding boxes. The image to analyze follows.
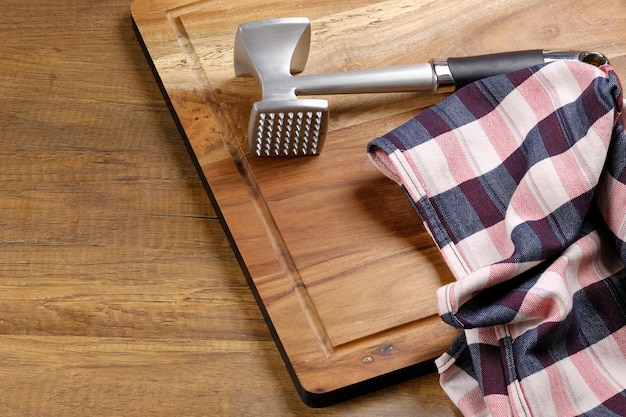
[270,64,437,96]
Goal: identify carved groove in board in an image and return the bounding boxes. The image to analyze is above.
[165,4,334,357]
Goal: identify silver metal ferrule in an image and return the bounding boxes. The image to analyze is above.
[431,60,455,94]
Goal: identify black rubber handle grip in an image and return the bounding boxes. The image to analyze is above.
[447,50,545,89]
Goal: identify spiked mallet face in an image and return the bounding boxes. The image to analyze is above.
[249,99,328,157]
[234,18,608,157]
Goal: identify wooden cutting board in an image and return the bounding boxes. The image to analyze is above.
[130,0,626,407]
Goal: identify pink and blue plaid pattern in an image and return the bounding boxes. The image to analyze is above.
[368,60,626,416]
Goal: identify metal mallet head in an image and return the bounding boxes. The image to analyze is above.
[234,18,609,157]
[234,18,329,157]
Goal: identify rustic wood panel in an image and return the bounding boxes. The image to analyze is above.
[1,0,462,414]
[3,0,624,414]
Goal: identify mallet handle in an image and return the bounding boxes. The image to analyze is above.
[290,50,608,96]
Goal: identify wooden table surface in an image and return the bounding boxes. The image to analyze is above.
[0,1,460,415]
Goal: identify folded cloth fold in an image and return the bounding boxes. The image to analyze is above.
[367,60,626,416]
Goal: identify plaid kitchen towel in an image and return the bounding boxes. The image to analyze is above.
[367,59,626,416]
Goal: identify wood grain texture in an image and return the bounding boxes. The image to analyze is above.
[0,0,461,415]
[131,0,463,404]
[131,0,626,406]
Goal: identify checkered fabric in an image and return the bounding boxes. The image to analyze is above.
[367,60,626,416]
